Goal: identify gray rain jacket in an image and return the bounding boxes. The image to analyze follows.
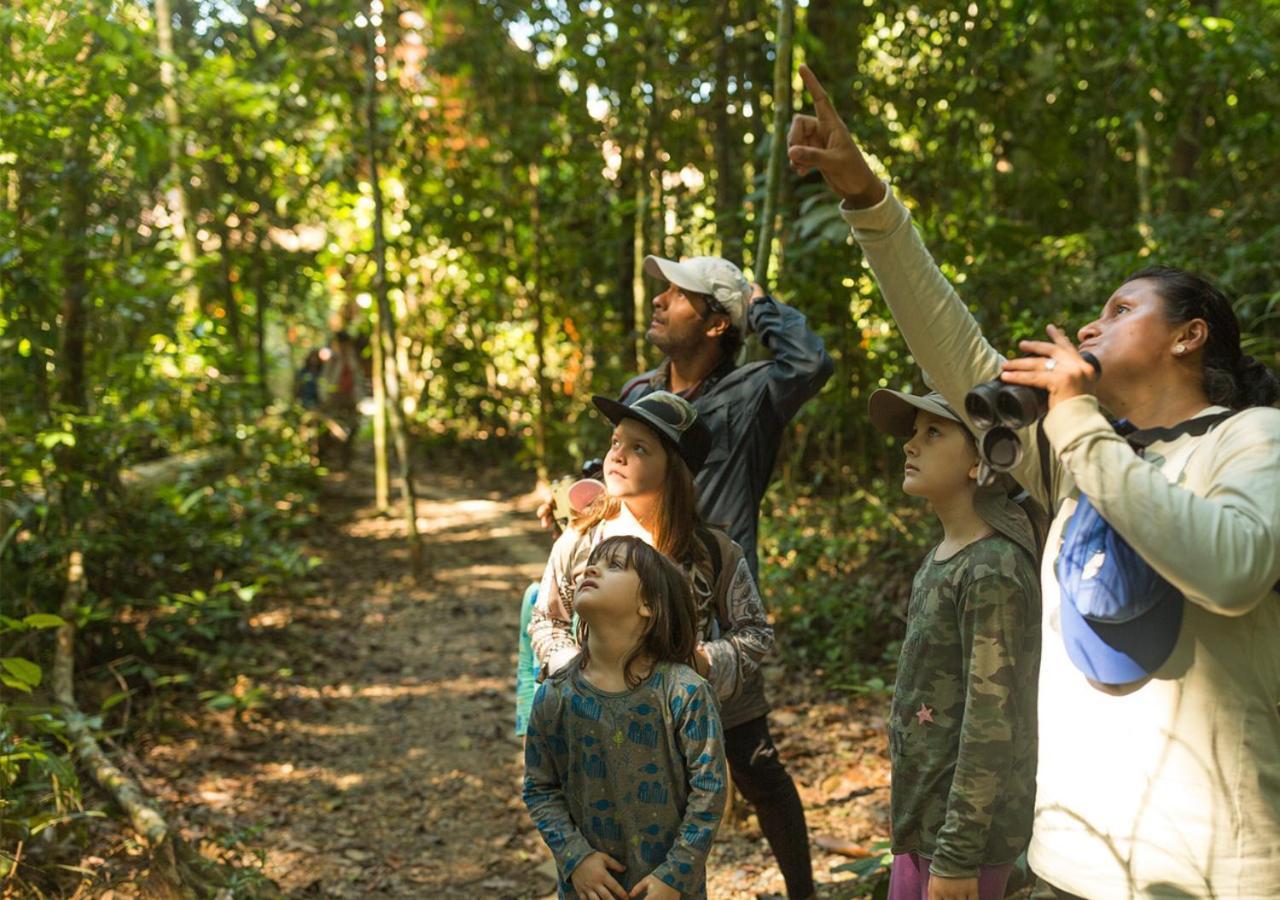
[621,295,833,580]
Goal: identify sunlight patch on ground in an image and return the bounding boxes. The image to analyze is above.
[249,761,367,791]
[272,675,508,701]
[249,608,294,628]
[432,562,524,583]
[271,720,375,738]
[431,523,529,544]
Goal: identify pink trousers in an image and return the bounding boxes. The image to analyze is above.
[888,852,1014,900]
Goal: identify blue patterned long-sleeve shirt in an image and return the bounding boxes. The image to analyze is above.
[522,660,727,898]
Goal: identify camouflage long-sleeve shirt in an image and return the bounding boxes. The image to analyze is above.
[523,661,727,898]
[889,534,1041,878]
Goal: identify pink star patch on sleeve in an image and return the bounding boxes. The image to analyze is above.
[915,704,934,725]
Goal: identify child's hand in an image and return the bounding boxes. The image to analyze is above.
[630,874,681,899]
[928,874,978,900]
[693,645,712,678]
[569,851,628,900]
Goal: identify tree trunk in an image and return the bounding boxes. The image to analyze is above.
[1134,118,1155,246]
[206,163,244,364]
[253,241,269,408]
[530,164,550,486]
[153,0,201,325]
[370,301,390,514]
[366,16,425,580]
[7,166,50,418]
[712,0,745,262]
[1166,0,1216,215]
[616,153,640,372]
[59,143,90,412]
[53,127,176,857]
[753,0,794,284]
[631,143,648,373]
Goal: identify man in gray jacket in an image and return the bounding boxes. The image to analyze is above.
[618,254,834,581]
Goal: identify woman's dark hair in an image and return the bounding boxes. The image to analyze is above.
[576,536,698,687]
[1125,266,1280,409]
[577,428,706,564]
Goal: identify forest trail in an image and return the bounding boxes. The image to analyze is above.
[148,456,892,899]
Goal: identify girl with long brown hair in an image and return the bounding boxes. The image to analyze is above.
[528,390,817,899]
[524,536,725,898]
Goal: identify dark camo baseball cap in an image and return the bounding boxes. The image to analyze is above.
[592,390,712,475]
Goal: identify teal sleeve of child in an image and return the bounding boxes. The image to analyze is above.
[650,678,727,893]
[521,682,596,880]
[931,571,1035,879]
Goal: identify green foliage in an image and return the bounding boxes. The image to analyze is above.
[830,840,894,899]
[759,478,933,687]
[0,415,319,865]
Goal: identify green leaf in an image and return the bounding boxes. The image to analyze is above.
[22,613,66,629]
[38,431,75,449]
[177,486,208,515]
[1,657,42,687]
[1,672,33,693]
[832,855,890,877]
[101,690,135,712]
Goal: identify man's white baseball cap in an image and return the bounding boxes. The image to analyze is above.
[643,255,752,334]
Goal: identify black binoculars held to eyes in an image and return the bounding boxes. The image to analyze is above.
[965,352,1101,477]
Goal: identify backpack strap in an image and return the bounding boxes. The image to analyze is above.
[1119,410,1237,449]
[1036,422,1054,508]
[1124,409,1279,595]
[692,525,729,630]
[695,525,724,586]
[1035,410,1239,505]
[1109,410,1277,595]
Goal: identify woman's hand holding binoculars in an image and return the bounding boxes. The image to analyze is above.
[1000,324,1103,410]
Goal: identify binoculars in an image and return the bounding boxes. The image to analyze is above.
[964,352,1100,477]
[550,458,605,533]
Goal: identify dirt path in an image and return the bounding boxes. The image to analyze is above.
[150,459,892,898]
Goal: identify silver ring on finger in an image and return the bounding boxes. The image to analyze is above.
[1044,358,1058,371]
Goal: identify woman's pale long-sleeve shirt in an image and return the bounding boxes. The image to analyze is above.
[843,185,1280,899]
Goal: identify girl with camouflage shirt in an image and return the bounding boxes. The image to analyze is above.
[869,389,1042,900]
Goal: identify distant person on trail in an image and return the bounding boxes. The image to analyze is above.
[319,330,361,468]
[539,256,834,582]
[523,535,726,899]
[321,330,361,409]
[791,63,1280,900]
[295,349,323,409]
[529,391,818,900]
[868,389,1042,900]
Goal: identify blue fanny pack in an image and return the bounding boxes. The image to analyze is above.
[1054,411,1242,686]
[1056,493,1185,684]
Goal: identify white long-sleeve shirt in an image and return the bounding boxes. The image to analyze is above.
[843,185,1280,899]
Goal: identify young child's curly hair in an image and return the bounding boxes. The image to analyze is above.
[577,536,699,687]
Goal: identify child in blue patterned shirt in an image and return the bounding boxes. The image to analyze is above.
[523,536,727,899]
